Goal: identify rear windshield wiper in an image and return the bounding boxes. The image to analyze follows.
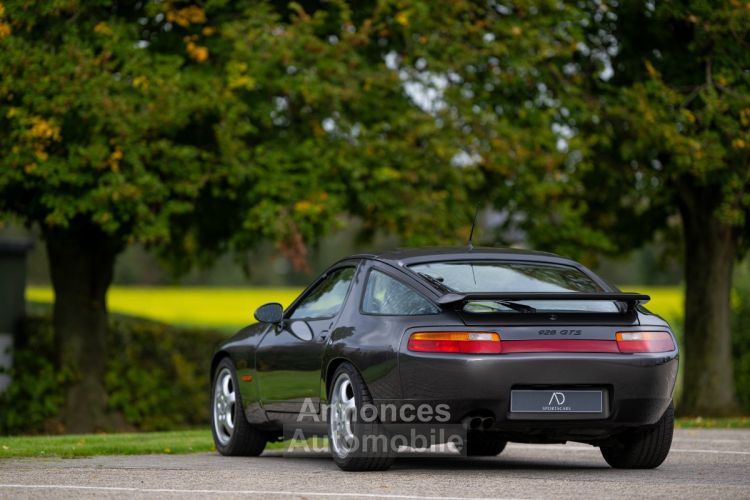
[418,272,455,293]
[493,300,537,313]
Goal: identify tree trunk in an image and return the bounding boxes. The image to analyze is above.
[678,182,740,416]
[45,226,119,433]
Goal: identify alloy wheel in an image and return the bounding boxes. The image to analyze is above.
[213,367,236,445]
[330,373,357,457]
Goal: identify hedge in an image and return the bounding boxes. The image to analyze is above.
[733,263,750,412]
[0,309,228,434]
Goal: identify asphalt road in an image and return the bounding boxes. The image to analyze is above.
[1,429,749,499]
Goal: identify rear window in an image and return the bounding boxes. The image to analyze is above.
[410,261,619,313]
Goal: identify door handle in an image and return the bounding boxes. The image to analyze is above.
[319,329,329,340]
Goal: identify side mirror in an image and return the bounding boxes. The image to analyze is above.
[254,302,284,324]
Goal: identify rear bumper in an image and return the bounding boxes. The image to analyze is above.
[391,350,678,440]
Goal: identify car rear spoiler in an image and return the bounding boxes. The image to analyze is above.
[436,292,650,312]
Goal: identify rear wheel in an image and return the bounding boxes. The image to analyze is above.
[328,363,395,471]
[464,432,507,456]
[600,401,674,469]
[211,358,267,456]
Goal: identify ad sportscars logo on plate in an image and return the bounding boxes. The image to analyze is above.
[543,391,572,411]
[548,392,566,405]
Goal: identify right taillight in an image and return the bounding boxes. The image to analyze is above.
[615,331,675,353]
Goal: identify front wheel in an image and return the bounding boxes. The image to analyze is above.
[600,401,674,469]
[328,363,395,471]
[211,358,267,456]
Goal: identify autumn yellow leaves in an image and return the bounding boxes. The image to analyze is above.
[167,5,212,63]
[0,2,10,39]
[4,108,61,174]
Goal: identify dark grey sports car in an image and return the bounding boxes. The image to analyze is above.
[210,247,678,471]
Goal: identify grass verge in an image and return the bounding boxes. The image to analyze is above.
[675,417,750,429]
[2,418,749,459]
[0,430,215,458]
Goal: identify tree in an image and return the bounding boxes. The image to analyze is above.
[0,0,471,431]
[572,1,750,416]
[0,0,226,431]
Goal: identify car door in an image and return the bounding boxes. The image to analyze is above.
[255,264,357,413]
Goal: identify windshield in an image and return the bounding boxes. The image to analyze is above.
[410,261,620,313]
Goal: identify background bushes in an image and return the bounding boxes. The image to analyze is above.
[1,309,227,434]
[733,261,750,411]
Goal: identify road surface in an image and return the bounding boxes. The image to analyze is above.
[1,429,749,499]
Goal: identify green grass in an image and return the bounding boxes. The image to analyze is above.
[675,417,750,429]
[0,430,215,458]
[0,430,312,459]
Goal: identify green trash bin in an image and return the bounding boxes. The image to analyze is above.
[0,238,32,391]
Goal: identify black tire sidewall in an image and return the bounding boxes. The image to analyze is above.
[328,363,394,470]
[601,401,674,469]
[211,357,266,456]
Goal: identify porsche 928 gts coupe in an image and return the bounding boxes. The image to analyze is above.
[210,247,678,471]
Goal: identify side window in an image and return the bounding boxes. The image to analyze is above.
[362,270,439,315]
[289,267,355,320]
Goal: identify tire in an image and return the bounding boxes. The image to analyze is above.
[211,358,267,456]
[464,432,507,456]
[600,401,674,469]
[328,362,395,471]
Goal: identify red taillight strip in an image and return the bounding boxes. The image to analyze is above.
[501,340,620,354]
[616,331,675,353]
[408,332,501,354]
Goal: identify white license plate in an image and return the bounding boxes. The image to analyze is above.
[510,390,603,413]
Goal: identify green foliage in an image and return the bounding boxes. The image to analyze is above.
[0,0,474,267]
[105,316,220,430]
[733,261,750,411]
[0,316,70,434]
[372,0,604,253]
[572,1,750,253]
[1,312,225,434]
[0,0,220,247]
[163,0,475,269]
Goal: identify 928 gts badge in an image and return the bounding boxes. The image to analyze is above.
[538,329,582,335]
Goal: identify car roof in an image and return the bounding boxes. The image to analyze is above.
[347,246,581,267]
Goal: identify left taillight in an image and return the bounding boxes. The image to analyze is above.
[407,331,502,354]
[616,331,675,353]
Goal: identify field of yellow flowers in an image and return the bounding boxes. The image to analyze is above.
[26,285,685,331]
[26,286,302,331]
